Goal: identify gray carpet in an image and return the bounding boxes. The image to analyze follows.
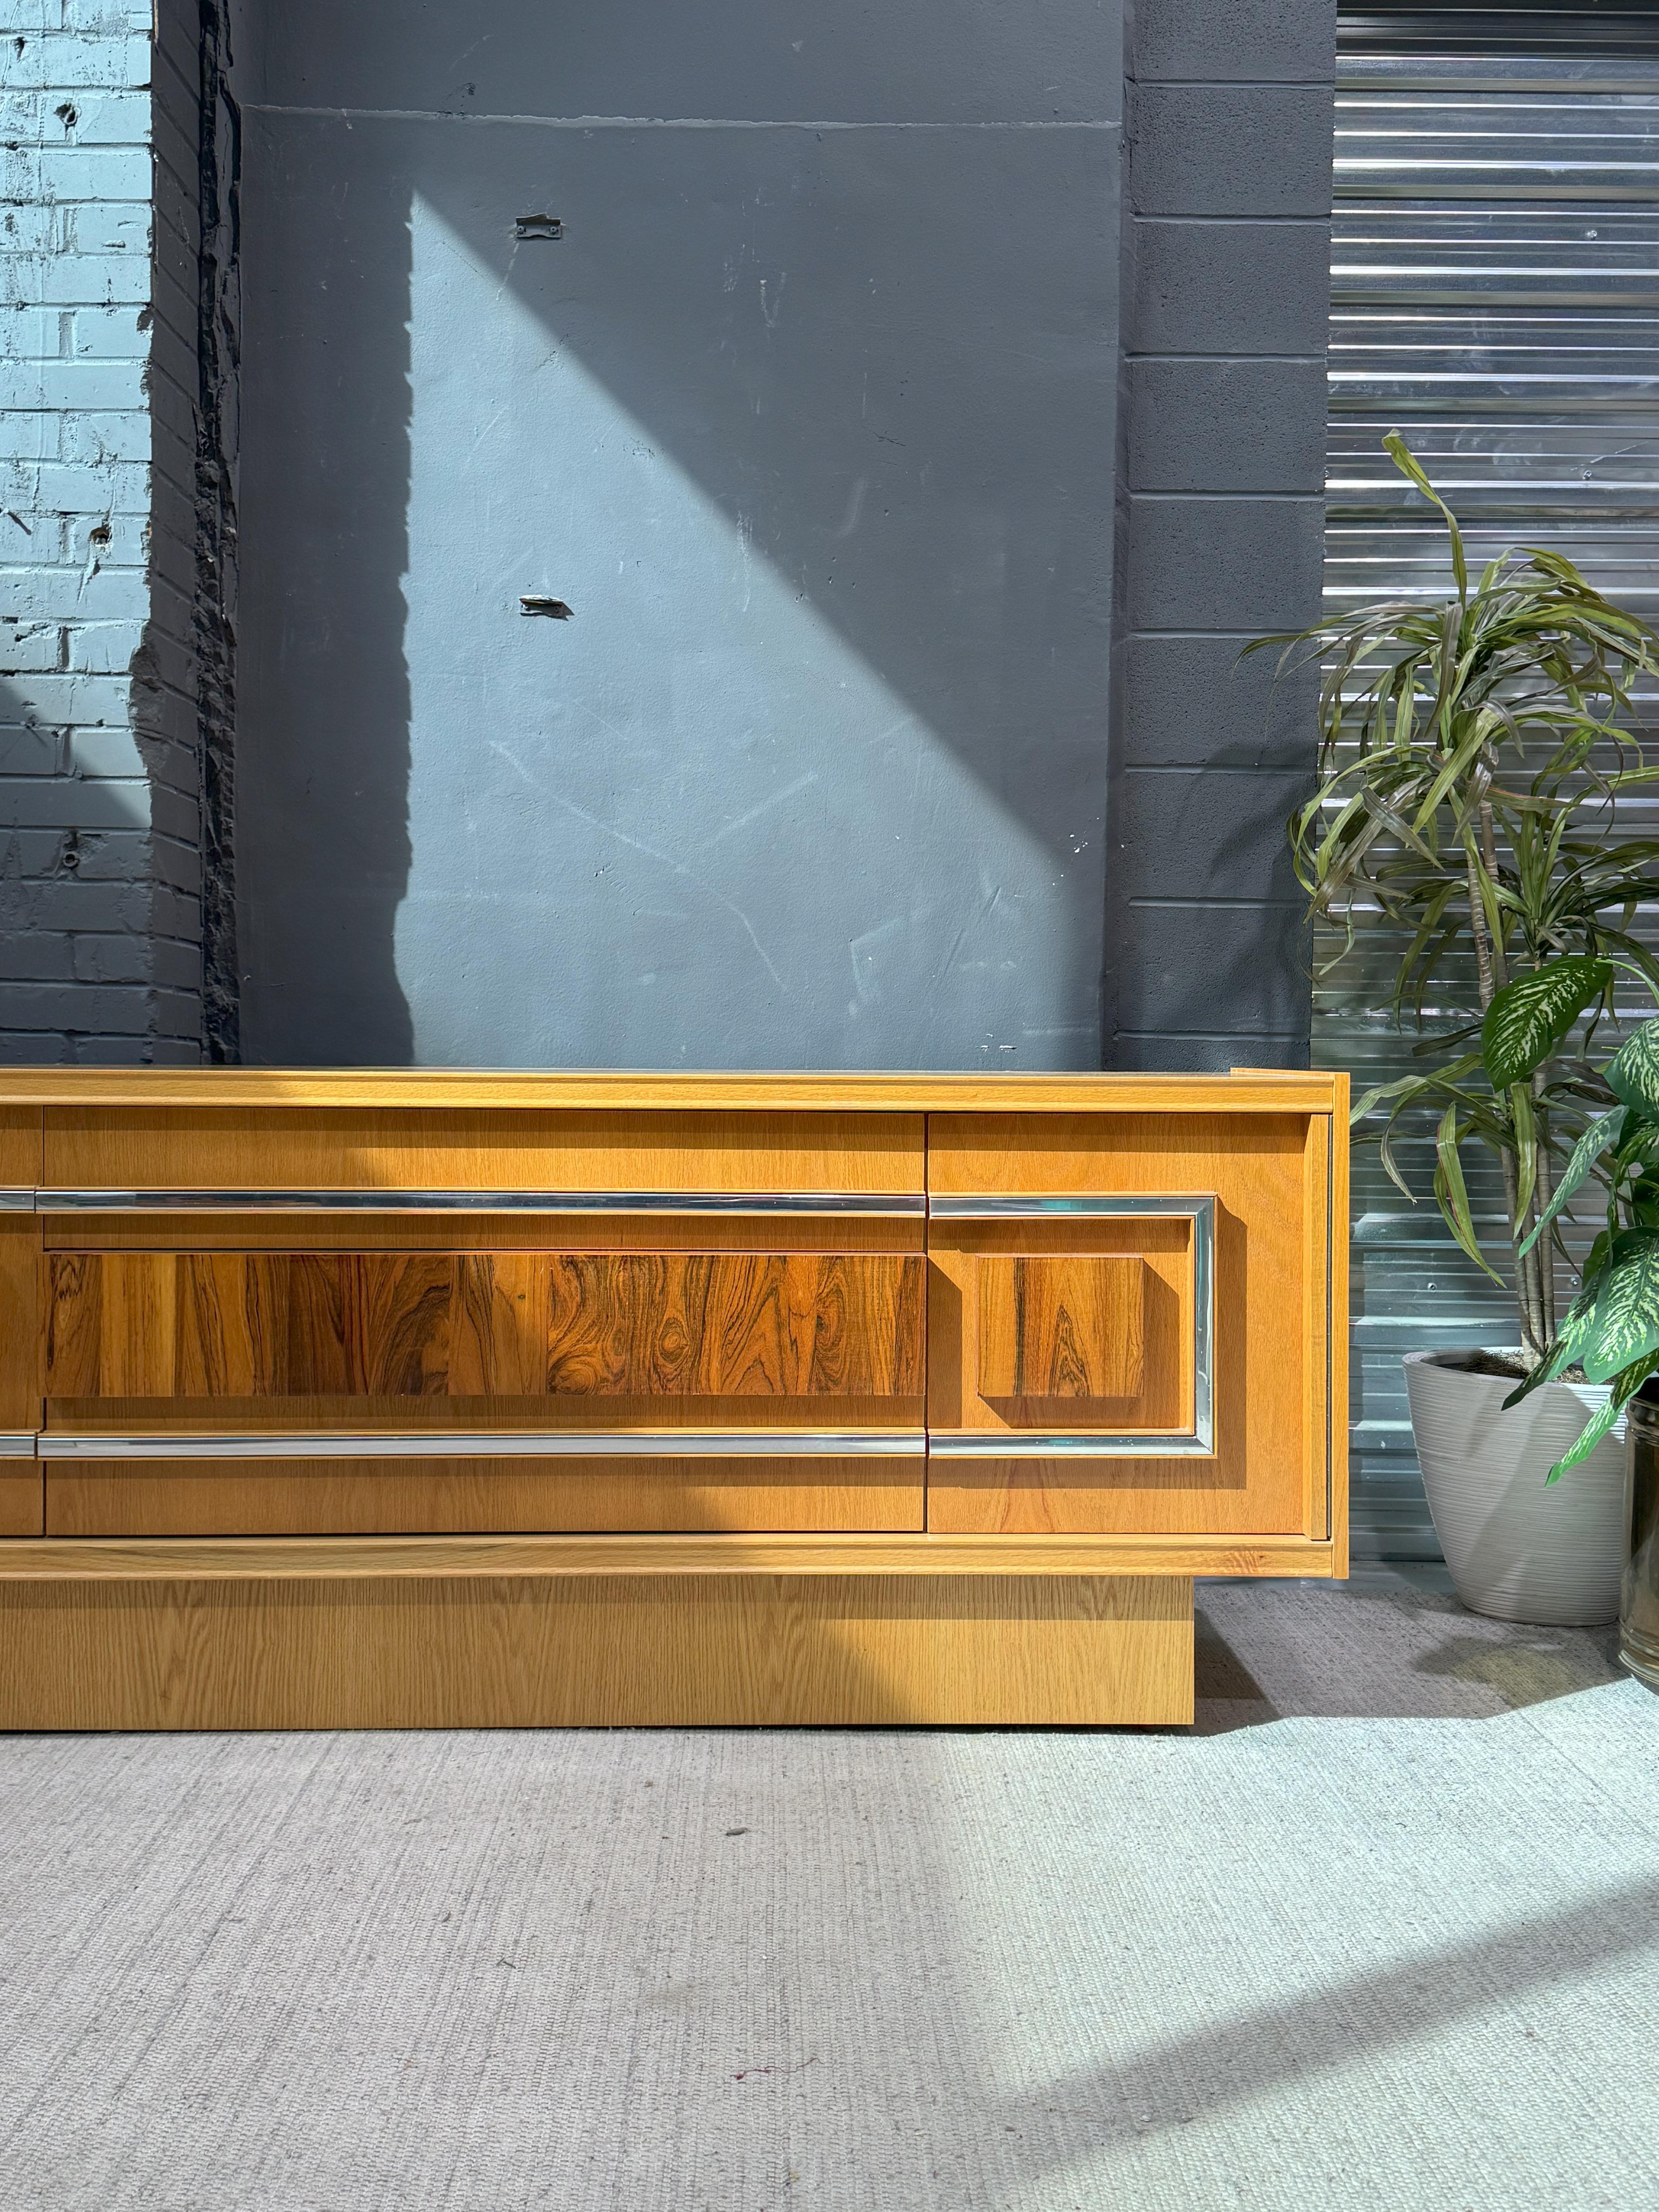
[2,1571,1655,2211]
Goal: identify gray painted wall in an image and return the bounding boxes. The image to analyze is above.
[231,3,1127,1068]
[2,3,1335,1070]
[1107,0,1336,1070]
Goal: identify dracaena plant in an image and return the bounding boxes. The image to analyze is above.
[1506,1020,1659,1476]
[1258,434,1659,1369]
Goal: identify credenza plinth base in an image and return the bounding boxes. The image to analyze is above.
[0,1572,1195,1729]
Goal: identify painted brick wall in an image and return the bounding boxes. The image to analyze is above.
[1106,0,1336,1070]
[0,0,203,1063]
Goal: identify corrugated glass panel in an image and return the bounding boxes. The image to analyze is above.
[1323,9,1659,1556]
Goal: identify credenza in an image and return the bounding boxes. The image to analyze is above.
[0,1069,1348,1728]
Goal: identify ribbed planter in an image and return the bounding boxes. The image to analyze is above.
[1404,1349,1628,1626]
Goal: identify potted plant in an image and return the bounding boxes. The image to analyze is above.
[1509,1017,1659,1666]
[1262,434,1659,1623]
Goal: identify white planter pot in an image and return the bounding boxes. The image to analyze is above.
[1404,1349,1628,1626]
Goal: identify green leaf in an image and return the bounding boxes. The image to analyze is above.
[1546,1353,1659,1485]
[1606,1022,1659,1119]
[1517,1105,1626,1257]
[1580,1230,1659,1382]
[1433,1103,1503,1281]
[1387,432,1468,599]
[1481,957,1613,1089]
[1503,1274,1606,1410]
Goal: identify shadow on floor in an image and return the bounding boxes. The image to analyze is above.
[1193,1568,1629,1736]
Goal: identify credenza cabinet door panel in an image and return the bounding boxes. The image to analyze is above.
[925,1112,1331,1538]
[43,1250,926,1411]
[44,1456,924,1537]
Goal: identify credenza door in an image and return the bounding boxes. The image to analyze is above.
[925,1111,1335,1539]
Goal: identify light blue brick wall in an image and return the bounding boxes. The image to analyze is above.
[0,0,203,1063]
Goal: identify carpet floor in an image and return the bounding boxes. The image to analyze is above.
[1,1570,1654,2212]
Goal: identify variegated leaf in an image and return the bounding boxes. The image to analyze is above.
[1582,1231,1659,1383]
[1607,1022,1659,1120]
[1481,957,1611,1089]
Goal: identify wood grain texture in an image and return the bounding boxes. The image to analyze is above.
[0,1573,1195,1727]
[977,1255,1145,1400]
[0,1531,1340,1579]
[0,1216,41,1429]
[1328,1083,1352,1575]
[928,1222,1191,1441]
[544,1254,921,1397]
[0,1105,42,1188]
[43,1108,924,1196]
[43,1252,924,1403]
[9,1071,1340,1112]
[0,1470,42,1539]
[927,1112,1318,1535]
[1302,1113,1331,1540]
[45,1457,924,1537]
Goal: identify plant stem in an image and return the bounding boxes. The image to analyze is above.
[1464,835,1541,1355]
[1532,1073,1556,1340]
[1479,801,1509,989]
[1464,839,1496,1010]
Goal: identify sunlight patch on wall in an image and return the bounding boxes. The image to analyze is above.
[395,193,1089,1069]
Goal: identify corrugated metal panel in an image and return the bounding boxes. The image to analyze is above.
[1321,10,1659,1558]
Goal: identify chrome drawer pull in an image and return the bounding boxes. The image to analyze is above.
[0,1433,38,1460]
[33,1188,926,1217]
[38,1430,926,1462]
[927,1192,1213,1220]
[928,1433,1216,1460]
[0,1190,33,1213]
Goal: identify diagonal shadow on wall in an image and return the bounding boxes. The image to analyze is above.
[232,2,1125,1068]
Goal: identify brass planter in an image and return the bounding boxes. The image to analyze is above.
[1624,1391,1659,1690]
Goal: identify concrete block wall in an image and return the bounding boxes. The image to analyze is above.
[0,0,203,1063]
[1106,0,1335,1070]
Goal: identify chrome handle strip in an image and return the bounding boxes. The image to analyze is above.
[928,1433,1217,1460]
[931,1192,1216,1454]
[32,1188,925,1217]
[0,1434,38,1460]
[927,1192,1214,1219]
[0,1190,33,1213]
[38,1430,926,1462]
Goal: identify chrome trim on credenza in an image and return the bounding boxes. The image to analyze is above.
[927,1433,1216,1459]
[32,1187,926,1216]
[929,1192,1216,1456]
[926,1192,1212,1220]
[0,1189,33,1212]
[0,1434,38,1460]
[37,1430,927,1461]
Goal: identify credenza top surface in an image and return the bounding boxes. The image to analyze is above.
[0,1069,1344,1114]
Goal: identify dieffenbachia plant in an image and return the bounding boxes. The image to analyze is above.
[1505,1019,1659,1477]
[1257,434,1659,1371]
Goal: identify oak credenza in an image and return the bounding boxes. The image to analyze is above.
[0,1069,1348,1728]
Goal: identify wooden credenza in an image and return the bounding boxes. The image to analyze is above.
[0,1069,1347,1728]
